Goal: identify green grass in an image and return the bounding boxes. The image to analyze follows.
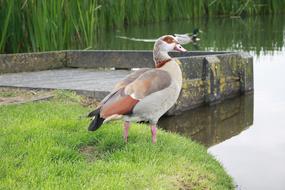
[0,92,233,189]
[0,91,17,98]
[1,0,285,53]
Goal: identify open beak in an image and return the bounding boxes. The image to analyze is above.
[174,43,187,52]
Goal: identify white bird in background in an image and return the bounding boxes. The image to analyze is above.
[174,28,201,45]
[117,28,202,45]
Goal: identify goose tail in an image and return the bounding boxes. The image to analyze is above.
[87,108,105,131]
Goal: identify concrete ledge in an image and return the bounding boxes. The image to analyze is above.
[66,50,154,69]
[0,50,230,73]
[66,50,229,69]
[0,50,253,115]
[168,52,254,115]
[0,51,66,74]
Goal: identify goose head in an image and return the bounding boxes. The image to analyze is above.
[154,35,187,52]
[153,35,187,67]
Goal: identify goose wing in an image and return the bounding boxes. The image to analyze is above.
[99,69,172,118]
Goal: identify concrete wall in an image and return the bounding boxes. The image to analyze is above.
[66,50,229,69]
[0,51,66,74]
[0,50,229,73]
[0,50,253,114]
[168,53,253,115]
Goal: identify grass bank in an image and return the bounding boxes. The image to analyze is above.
[1,0,285,53]
[0,91,234,189]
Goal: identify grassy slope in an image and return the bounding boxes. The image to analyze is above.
[0,93,233,190]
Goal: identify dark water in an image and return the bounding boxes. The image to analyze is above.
[159,95,254,148]
[97,16,285,189]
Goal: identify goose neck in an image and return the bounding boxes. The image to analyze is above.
[153,50,172,68]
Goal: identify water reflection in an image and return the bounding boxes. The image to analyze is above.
[96,16,284,55]
[159,94,253,147]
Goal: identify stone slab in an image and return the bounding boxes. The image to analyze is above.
[167,53,254,115]
[0,50,229,74]
[0,68,131,100]
[66,50,229,69]
[0,51,66,74]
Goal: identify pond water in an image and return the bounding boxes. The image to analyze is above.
[97,16,285,189]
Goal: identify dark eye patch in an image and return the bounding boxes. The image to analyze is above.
[163,36,175,44]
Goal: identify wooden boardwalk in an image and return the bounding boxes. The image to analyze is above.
[0,68,131,99]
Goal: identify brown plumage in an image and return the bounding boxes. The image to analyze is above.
[100,90,139,118]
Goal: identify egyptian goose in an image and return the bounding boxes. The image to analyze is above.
[87,35,187,143]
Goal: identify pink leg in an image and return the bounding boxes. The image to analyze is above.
[150,124,157,144]
[123,121,130,143]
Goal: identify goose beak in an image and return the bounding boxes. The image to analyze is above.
[174,44,187,52]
